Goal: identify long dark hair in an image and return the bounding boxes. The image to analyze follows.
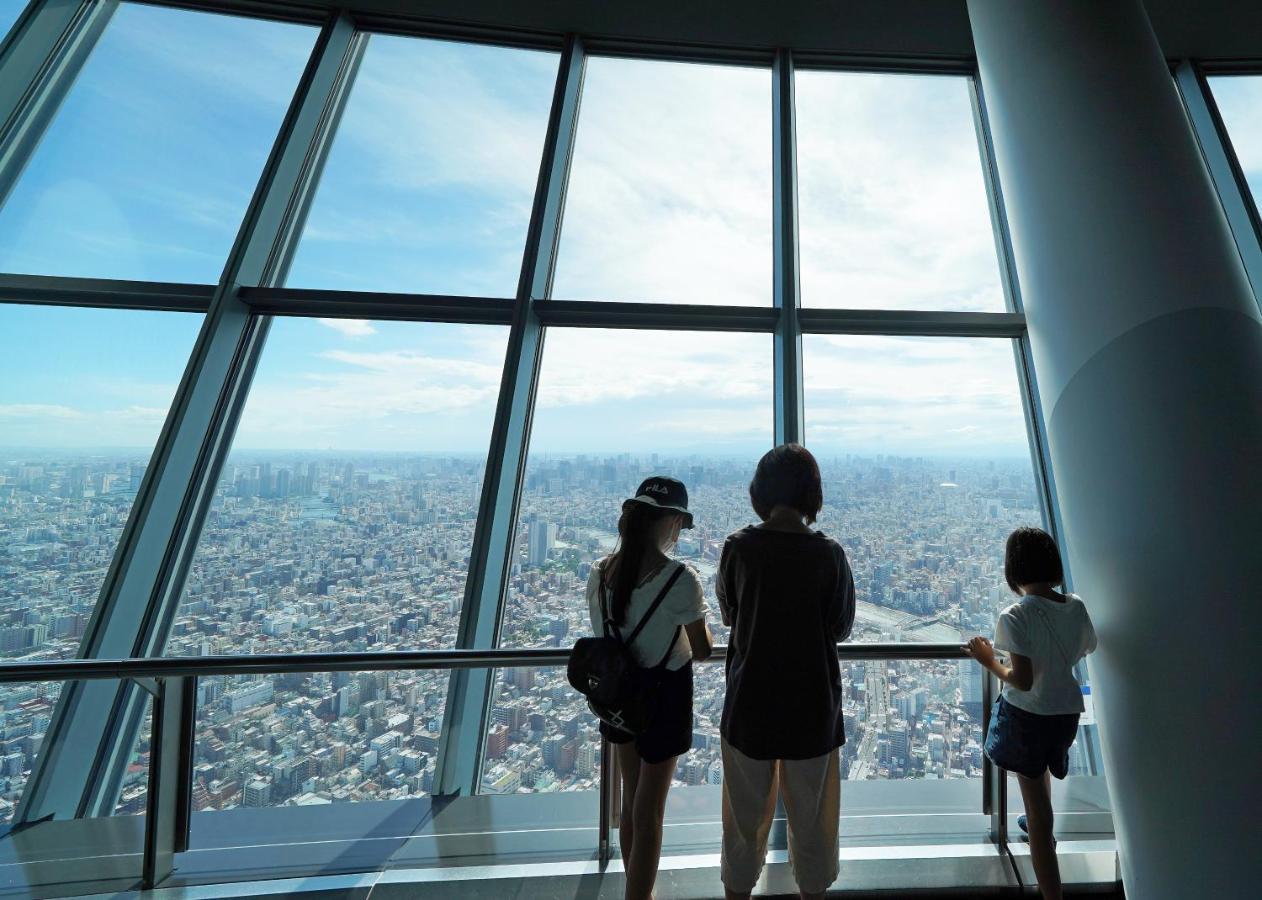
[604,502,676,627]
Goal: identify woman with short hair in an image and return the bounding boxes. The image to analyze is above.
[717,444,855,900]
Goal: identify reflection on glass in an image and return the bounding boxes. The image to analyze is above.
[553,58,772,306]
[0,303,201,821]
[0,0,24,44]
[1208,75,1262,203]
[166,318,507,808]
[286,35,558,296]
[796,72,1004,311]
[482,328,772,793]
[0,3,315,282]
[804,334,1041,646]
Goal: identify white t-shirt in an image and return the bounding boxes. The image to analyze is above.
[994,593,1098,716]
[586,559,706,671]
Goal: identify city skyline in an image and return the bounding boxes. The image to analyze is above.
[2,445,1091,819]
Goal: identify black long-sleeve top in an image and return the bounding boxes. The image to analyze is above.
[717,526,856,760]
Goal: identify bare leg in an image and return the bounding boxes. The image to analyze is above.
[624,755,677,900]
[1017,771,1063,900]
[615,742,643,865]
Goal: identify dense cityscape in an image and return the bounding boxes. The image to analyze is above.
[0,449,1093,822]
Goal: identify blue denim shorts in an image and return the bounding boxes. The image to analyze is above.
[984,696,1080,780]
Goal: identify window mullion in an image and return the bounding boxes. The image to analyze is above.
[1174,60,1262,311]
[16,11,365,824]
[433,34,586,798]
[773,48,803,445]
[0,0,117,209]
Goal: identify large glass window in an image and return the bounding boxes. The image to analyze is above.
[167,317,507,809]
[552,58,772,306]
[1207,75,1262,204]
[0,3,315,282]
[795,72,1004,311]
[804,334,1040,645]
[285,36,558,296]
[803,335,1039,789]
[482,328,771,794]
[0,303,201,820]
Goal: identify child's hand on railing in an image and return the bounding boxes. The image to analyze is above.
[966,636,996,667]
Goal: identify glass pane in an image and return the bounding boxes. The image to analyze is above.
[285,36,558,296]
[0,303,201,822]
[0,0,24,44]
[191,670,447,810]
[0,3,315,282]
[1208,76,1262,203]
[804,335,1042,642]
[552,58,772,306]
[796,72,1005,311]
[167,318,507,808]
[484,328,772,793]
[0,680,150,893]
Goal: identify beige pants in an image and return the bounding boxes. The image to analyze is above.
[720,739,841,894]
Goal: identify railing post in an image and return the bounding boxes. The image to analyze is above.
[598,735,612,867]
[981,664,993,816]
[142,676,196,889]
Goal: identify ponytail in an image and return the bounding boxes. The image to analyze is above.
[605,502,673,626]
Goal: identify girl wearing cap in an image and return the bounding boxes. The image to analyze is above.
[587,476,713,900]
[717,444,855,900]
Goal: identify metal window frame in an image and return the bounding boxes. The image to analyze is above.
[1174,61,1262,311]
[12,7,368,823]
[0,0,1067,829]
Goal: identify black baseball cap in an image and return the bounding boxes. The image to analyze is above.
[623,475,694,529]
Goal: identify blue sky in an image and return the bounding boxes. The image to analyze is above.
[1,1,23,45]
[1209,76,1262,208]
[0,1,1034,458]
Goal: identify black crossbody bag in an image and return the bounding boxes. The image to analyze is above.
[567,564,685,735]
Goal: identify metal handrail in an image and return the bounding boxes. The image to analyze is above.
[0,640,991,889]
[0,641,970,683]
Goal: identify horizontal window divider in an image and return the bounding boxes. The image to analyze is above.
[582,37,775,67]
[533,299,780,331]
[0,642,969,683]
[237,285,515,325]
[149,0,334,28]
[351,12,567,53]
[0,272,214,312]
[1191,58,1262,75]
[799,307,1026,337]
[791,50,976,75]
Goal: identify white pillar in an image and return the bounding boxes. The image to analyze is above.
[968,1,1262,897]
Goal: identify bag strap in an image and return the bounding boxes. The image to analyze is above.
[1029,598,1074,667]
[624,564,686,649]
[598,577,613,640]
[656,625,682,669]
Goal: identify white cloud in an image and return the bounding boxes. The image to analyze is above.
[0,404,85,421]
[230,324,510,451]
[317,318,377,338]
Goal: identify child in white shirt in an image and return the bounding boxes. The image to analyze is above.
[967,527,1097,900]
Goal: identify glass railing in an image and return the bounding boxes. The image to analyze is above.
[0,643,1105,894]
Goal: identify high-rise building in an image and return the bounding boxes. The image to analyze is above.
[527,520,557,568]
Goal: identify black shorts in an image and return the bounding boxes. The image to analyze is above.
[984,696,1080,780]
[601,662,693,764]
